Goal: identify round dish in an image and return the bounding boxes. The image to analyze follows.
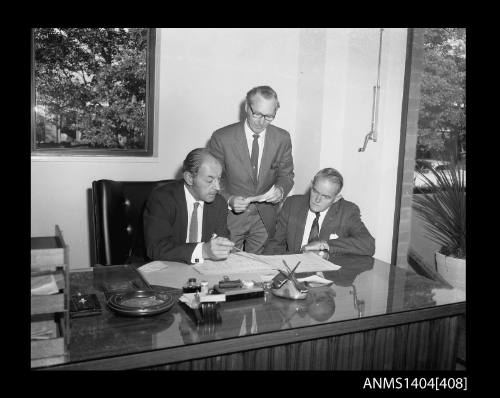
[107,289,175,317]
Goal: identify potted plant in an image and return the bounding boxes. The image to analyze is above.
[412,155,466,290]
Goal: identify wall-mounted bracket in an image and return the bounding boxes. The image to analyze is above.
[358,28,384,152]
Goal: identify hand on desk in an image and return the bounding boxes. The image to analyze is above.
[301,240,330,260]
[202,236,235,260]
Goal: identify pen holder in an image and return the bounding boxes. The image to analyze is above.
[270,273,308,300]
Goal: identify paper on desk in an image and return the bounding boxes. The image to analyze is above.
[194,252,341,276]
[255,270,280,282]
[138,261,169,274]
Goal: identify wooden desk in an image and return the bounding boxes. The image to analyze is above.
[41,255,465,370]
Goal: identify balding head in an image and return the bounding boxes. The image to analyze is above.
[183,148,222,203]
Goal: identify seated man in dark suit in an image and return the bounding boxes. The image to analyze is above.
[263,168,375,258]
[144,148,234,263]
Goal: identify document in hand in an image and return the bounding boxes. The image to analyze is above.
[246,185,278,203]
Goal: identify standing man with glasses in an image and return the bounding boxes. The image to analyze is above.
[208,86,294,254]
[263,168,375,258]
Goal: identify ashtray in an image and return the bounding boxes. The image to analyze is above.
[107,289,176,317]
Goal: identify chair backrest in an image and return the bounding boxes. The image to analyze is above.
[91,179,173,266]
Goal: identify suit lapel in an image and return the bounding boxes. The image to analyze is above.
[175,181,188,243]
[257,125,277,191]
[320,199,342,239]
[232,122,254,183]
[293,197,310,252]
[201,202,213,241]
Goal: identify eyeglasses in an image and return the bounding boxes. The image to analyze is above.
[248,103,276,122]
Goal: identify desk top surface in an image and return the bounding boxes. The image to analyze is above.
[62,255,465,368]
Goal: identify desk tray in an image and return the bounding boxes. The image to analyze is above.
[107,289,175,317]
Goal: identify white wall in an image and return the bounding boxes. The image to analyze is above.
[319,28,407,262]
[31,28,407,268]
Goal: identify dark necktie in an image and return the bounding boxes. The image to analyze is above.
[250,134,259,182]
[308,212,321,243]
[188,202,200,243]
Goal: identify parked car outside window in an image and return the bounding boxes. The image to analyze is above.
[413,159,466,192]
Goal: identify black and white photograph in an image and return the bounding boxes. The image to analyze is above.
[30,28,466,380]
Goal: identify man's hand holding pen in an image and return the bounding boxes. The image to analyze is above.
[202,233,235,260]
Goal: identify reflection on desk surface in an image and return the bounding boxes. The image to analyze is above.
[65,255,465,365]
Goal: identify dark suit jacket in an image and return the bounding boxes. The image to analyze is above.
[208,121,294,237]
[143,180,230,263]
[263,194,375,257]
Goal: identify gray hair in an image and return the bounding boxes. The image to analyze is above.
[312,168,344,192]
[182,148,220,176]
[246,86,280,110]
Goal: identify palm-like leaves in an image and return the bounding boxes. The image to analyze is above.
[412,161,466,258]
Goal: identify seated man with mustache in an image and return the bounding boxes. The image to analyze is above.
[144,148,234,264]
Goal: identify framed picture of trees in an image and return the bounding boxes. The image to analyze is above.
[31,28,156,156]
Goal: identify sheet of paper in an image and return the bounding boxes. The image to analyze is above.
[297,274,333,286]
[31,274,59,295]
[246,193,268,203]
[193,252,340,276]
[246,185,275,203]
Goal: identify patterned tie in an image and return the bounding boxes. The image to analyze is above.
[308,212,321,243]
[250,133,259,182]
[188,202,200,243]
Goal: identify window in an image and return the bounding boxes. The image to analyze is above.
[393,28,465,272]
[31,28,156,156]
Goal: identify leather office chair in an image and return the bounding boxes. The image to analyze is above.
[91,179,173,266]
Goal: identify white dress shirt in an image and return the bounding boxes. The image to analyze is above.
[300,195,343,248]
[244,120,266,180]
[184,184,204,264]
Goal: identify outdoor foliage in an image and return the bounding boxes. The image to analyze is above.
[34,28,149,149]
[417,28,465,160]
[412,152,466,259]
